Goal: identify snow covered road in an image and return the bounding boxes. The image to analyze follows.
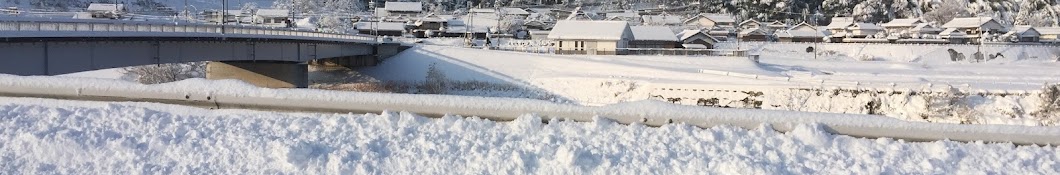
[0,97,1057,174]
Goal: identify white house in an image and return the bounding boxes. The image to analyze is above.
[383,1,422,17]
[354,22,407,36]
[1007,26,1041,42]
[500,8,530,17]
[738,19,763,30]
[548,20,633,55]
[940,17,1007,42]
[253,9,290,26]
[684,13,736,29]
[642,14,683,26]
[776,22,824,42]
[86,3,125,19]
[629,26,679,48]
[1037,27,1060,42]
[826,17,854,39]
[882,18,924,34]
[676,29,718,48]
[846,23,884,38]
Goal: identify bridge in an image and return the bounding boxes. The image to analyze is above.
[0,17,405,88]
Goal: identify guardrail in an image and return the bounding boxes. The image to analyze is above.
[0,75,1057,146]
[0,17,378,43]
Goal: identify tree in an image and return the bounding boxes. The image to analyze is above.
[923,0,970,25]
[122,62,206,84]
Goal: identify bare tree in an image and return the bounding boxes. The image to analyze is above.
[122,62,206,84]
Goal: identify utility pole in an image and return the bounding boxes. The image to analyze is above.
[222,0,227,35]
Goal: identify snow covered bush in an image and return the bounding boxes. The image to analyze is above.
[121,62,205,84]
[919,86,978,124]
[423,63,448,94]
[1032,84,1060,125]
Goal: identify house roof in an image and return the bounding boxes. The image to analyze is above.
[676,29,705,41]
[469,8,496,13]
[738,19,761,27]
[606,12,638,18]
[941,17,997,28]
[501,8,530,15]
[682,44,710,49]
[827,17,854,29]
[384,2,422,12]
[912,23,942,32]
[87,3,124,11]
[630,26,678,41]
[642,15,683,25]
[848,23,883,30]
[684,13,736,24]
[1037,27,1060,35]
[790,22,817,31]
[255,9,289,18]
[354,22,406,31]
[739,28,767,35]
[1011,26,1041,37]
[882,18,922,27]
[548,20,631,40]
[939,28,966,37]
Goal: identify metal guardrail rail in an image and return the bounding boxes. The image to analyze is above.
[0,79,1057,146]
[0,17,378,43]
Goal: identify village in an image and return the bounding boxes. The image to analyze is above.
[38,1,1055,56]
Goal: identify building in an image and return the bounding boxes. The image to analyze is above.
[642,14,683,26]
[881,18,924,34]
[846,23,884,38]
[910,23,943,35]
[354,22,407,36]
[739,28,770,41]
[383,1,422,17]
[826,17,854,40]
[738,19,763,30]
[676,29,718,48]
[684,13,736,29]
[629,26,679,48]
[500,8,530,17]
[938,28,971,44]
[1007,26,1041,42]
[766,21,788,31]
[412,14,450,38]
[253,9,290,26]
[547,20,633,55]
[940,17,1007,42]
[86,3,125,19]
[1037,27,1060,42]
[775,23,824,42]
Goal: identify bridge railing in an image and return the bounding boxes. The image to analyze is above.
[0,17,378,43]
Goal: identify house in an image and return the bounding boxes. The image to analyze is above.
[412,14,450,38]
[1007,26,1041,42]
[87,3,125,19]
[547,20,633,55]
[882,18,924,34]
[354,22,407,36]
[529,30,550,40]
[500,8,530,17]
[440,19,488,38]
[826,17,854,39]
[766,21,788,31]
[629,26,679,48]
[938,28,971,44]
[775,23,824,42]
[642,14,684,26]
[204,10,241,23]
[910,23,943,35]
[705,27,734,41]
[1037,27,1060,42]
[940,17,1007,42]
[605,12,641,24]
[676,29,718,48]
[253,9,290,26]
[684,13,736,29]
[846,23,884,38]
[383,1,422,17]
[739,28,770,41]
[738,19,764,30]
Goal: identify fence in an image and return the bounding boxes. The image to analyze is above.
[487,46,750,57]
[0,17,378,43]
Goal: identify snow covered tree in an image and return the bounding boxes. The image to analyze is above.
[122,62,205,84]
[923,0,971,25]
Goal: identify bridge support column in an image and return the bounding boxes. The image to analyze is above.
[206,61,308,88]
[309,55,379,68]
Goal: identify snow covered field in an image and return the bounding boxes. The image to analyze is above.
[359,44,1060,125]
[1,96,1058,174]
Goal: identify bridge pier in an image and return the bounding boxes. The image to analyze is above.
[206,61,308,88]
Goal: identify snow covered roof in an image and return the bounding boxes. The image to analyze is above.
[775,28,822,38]
[548,20,631,40]
[676,29,706,41]
[354,22,406,31]
[682,44,709,49]
[685,13,736,24]
[1011,26,1041,37]
[938,28,967,38]
[501,8,530,15]
[642,15,683,25]
[87,3,124,11]
[1037,27,1060,35]
[739,19,761,28]
[384,2,422,12]
[739,28,767,35]
[790,22,817,31]
[882,18,922,27]
[630,26,678,41]
[827,17,854,29]
[255,9,289,18]
[848,23,883,30]
[606,12,638,18]
[418,14,449,22]
[469,8,496,13]
[941,17,998,28]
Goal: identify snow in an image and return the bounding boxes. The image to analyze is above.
[0,96,1058,174]
[500,8,529,16]
[57,68,128,80]
[677,29,707,41]
[630,26,678,41]
[641,15,683,25]
[86,3,123,12]
[254,9,289,18]
[849,23,883,30]
[547,20,630,40]
[942,17,997,28]
[827,17,854,29]
[383,2,422,12]
[353,22,405,31]
[882,18,922,27]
